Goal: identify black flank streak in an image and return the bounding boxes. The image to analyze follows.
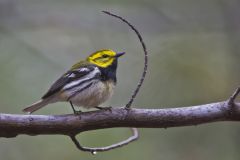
[67,82,93,101]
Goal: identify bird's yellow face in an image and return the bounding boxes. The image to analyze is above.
[87,50,125,68]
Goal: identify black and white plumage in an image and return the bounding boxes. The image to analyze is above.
[23,49,124,114]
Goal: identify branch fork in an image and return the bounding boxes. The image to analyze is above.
[228,87,240,106]
[226,87,240,117]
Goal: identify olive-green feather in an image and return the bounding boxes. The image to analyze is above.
[70,61,91,71]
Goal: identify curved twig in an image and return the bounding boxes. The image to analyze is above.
[68,10,145,153]
[70,128,138,154]
[102,11,148,109]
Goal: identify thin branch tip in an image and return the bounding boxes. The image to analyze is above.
[228,87,240,105]
[102,10,109,14]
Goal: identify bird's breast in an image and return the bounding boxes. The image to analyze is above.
[60,80,115,108]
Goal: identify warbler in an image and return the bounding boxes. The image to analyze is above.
[23,49,125,114]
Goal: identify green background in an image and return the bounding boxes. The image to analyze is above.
[0,0,240,159]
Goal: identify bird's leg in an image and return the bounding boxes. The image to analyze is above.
[95,106,112,111]
[70,101,82,114]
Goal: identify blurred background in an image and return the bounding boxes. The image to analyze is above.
[0,0,240,159]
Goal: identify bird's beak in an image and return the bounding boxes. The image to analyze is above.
[115,52,125,58]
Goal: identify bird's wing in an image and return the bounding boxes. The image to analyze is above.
[42,64,99,99]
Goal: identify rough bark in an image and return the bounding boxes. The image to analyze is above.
[1,101,240,138]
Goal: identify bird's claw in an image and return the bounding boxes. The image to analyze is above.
[95,106,112,112]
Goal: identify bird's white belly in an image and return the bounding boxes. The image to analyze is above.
[64,80,115,108]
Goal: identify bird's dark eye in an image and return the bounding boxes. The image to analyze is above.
[102,54,109,58]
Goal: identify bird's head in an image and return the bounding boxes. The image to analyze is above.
[87,49,125,68]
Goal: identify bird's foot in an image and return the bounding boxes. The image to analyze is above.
[73,110,82,115]
[70,101,82,115]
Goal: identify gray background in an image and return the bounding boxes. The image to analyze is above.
[0,0,240,159]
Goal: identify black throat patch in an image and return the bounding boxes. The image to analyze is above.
[99,59,118,83]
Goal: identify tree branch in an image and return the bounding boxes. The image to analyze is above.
[1,99,240,138]
[1,87,240,153]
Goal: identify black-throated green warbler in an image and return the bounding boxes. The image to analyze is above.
[23,49,125,114]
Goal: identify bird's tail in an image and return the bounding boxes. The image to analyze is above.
[22,99,50,114]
